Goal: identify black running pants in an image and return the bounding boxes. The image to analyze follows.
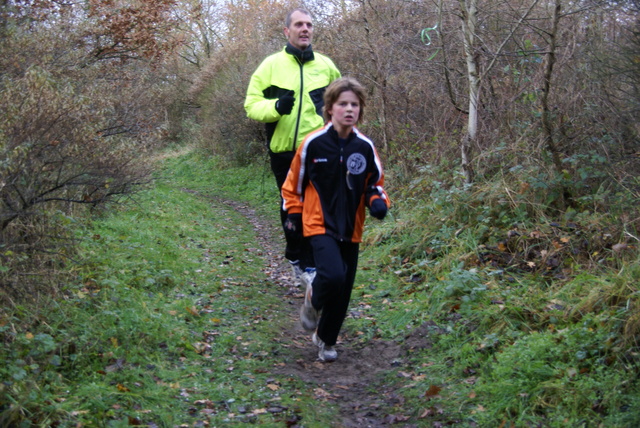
[269,150,314,268]
[309,235,359,347]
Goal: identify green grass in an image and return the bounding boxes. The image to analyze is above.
[356,179,640,427]
[1,148,639,426]
[0,150,330,426]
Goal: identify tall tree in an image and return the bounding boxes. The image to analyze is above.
[538,0,570,205]
[459,0,480,184]
[457,0,540,184]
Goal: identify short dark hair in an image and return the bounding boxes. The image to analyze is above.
[323,77,367,124]
[285,8,312,27]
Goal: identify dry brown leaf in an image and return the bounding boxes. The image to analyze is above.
[314,387,332,398]
[612,243,628,252]
[424,384,441,398]
[185,306,199,316]
[419,407,437,418]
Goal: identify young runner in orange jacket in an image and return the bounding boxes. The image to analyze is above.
[281,77,389,361]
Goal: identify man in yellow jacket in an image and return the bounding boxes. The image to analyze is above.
[244,8,340,282]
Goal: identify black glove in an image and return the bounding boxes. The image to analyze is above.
[275,90,295,115]
[369,198,387,220]
[283,213,303,240]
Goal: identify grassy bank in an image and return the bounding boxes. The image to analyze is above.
[0,151,334,426]
[1,148,639,426]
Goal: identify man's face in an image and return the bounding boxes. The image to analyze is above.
[284,11,313,50]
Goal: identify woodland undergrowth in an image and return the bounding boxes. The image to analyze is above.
[0,148,639,427]
[359,153,640,427]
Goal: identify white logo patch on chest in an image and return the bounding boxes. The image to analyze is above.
[346,153,367,175]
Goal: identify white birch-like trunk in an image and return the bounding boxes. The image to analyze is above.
[460,0,479,184]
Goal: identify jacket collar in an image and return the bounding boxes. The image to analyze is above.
[326,123,357,143]
[285,42,315,63]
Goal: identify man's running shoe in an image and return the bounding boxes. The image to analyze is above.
[313,332,337,362]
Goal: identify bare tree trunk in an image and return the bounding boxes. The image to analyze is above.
[455,0,540,184]
[362,1,389,154]
[459,0,479,184]
[540,0,573,208]
[540,0,565,173]
[436,0,464,113]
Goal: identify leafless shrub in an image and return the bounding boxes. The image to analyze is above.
[0,1,178,303]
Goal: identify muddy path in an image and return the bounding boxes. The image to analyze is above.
[217,196,429,427]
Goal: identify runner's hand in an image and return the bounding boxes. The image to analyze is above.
[276,91,295,115]
[369,199,387,220]
[284,213,303,240]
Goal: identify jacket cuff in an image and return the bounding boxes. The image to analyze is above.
[368,194,389,207]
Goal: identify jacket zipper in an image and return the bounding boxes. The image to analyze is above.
[338,139,346,242]
[293,60,304,149]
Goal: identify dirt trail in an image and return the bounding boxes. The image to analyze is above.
[220,197,425,427]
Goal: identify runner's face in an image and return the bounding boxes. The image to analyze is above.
[284,11,313,50]
[328,91,360,136]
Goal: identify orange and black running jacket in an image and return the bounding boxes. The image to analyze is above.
[281,123,390,243]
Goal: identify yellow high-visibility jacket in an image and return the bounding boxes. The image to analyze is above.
[244,45,341,153]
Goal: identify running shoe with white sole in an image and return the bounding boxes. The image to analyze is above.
[313,332,337,362]
[300,267,316,289]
